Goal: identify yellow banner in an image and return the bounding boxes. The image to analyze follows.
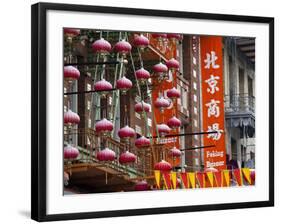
[223,170,230,187]
[154,170,161,188]
[188,172,196,189]
[171,171,177,189]
[206,172,214,187]
[242,168,251,185]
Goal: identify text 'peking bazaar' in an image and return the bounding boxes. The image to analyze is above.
[63,29,255,194]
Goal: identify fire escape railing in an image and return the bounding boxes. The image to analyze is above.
[225,93,255,114]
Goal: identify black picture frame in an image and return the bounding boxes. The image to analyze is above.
[31,2,274,222]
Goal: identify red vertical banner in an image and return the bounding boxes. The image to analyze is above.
[200,36,226,170]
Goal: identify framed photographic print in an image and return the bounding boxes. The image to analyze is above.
[31,2,274,222]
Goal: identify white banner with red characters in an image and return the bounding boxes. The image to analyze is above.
[200,36,227,170]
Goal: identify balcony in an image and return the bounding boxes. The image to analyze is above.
[224,94,255,129]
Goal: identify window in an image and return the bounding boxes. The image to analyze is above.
[87,100,91,110]
[194,107,197,114]
[64,105,67,112]
[193,94,197,102]
[86,83,91,91]
[194,135,198,140]
[193,69,197,78]
[193,119,198,127]
[194,158,199,166]
[135,125,142,135]
[193,57,197,65]
[193,82,197,90]
[135,112,141,120]
[88,119,91,128]
[148,118,152,127]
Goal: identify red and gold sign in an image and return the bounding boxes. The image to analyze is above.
[200,36,226,170]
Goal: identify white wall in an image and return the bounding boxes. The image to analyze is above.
[0,0,280,223]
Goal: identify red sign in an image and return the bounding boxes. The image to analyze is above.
[200,36,226,170]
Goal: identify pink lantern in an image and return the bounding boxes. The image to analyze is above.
[157,124,171,137]
[64,66,80,81]
[154,96,170,113]
[134,101,151,114]
[135,136,150,149]
[64,28,80,38]
[114,39,132,57]
[116,76,133,94]
[151,33,167,42]
[118,125,136,140]
[133,34,149,51]
[119,151,136,164]
[64,145,79,159]
[154,160,172,171]
[93,79,112,98]
[134,180,149,191]
[64,110,80,125]
[152,62,168,79]
[168,147,181,158]
[167,116,181,129]
[91,38,112,56]
[96,148,116,161]
[95,118,113,135]
[135,68,150,84]
[166,58,180,72]
[167,87,180,100]
[167,33,183,43]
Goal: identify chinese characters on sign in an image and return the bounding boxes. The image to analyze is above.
[200,37,227,170]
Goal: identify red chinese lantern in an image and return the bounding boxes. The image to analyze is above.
[93,79,113,98]
[167,87,180,100]
[134,101,151,114]
[154,96,170,113]
[134,180,149,191]
[152,62,168,79]
[135,136,150,149]
[119,151,136,164]
[167,116,181,129]
[157,124,171,137]
[154,160,172,171]
[135,68,150,85]
[116,76,132,94]
[167,33,183,43]
[64,66,80,81]
[64,110,80,125]
[133,34,149,51]
[151,33,167,42]
[96,148,116,161]
[168,147,181,158]
[118,125,136,141]
[64,145,79,159]
[91,38,112,56]
[166,58,180,72]
[95,118,113,135]
[114,39,132,57]
[64,28,80,37]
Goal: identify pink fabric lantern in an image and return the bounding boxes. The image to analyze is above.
[93,79,112,98]
[64,28,80,37]
[64,66,80,81]
[135,136,150,149]
[91,38,112,56]
[157,124,171,137]
[64,145,79,159]
[116,76,132,94]
[133,34,149,50]
[114,39,132,56]
[64,110,80,125]
[154,160,172,171]
[134,180,149,191]
[154,96,170,113]
[152,62,168,78]
[167,116,181,129]
[118,125,136,140]
[166,58,180,71]
[95,118,113,135]
[119,151,136,164]
[151,33,167,41]
[135,68,150,84]
[169,147,181,158]
[167,33,183,42]
[167,87,180,100]
[96,148,116,161]
[134,101,151,113]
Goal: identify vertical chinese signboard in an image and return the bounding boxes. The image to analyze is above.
[200,36,226,170]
